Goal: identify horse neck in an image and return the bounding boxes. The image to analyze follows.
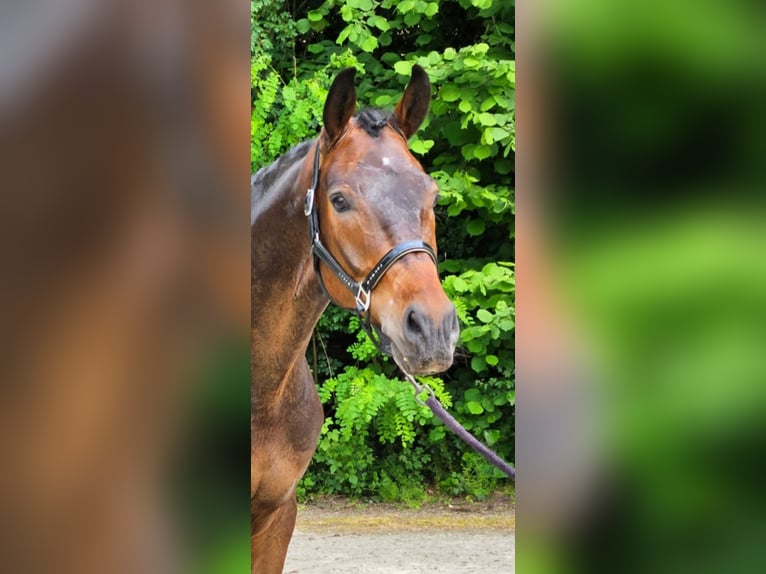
[251,152,328,401]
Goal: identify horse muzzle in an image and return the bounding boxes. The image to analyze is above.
[387,301,459,375]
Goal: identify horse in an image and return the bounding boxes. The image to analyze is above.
[251,65,460,572]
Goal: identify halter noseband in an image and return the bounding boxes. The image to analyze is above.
[304,141,437,351]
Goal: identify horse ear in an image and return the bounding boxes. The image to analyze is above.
[393,64,431,139]
[323,68,357,145]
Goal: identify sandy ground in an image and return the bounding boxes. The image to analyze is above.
[283,495,515,574]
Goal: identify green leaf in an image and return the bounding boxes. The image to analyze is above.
[464,388,483,403]
[480,96,496,112]
[424,2,439,17]
[475,42,490,55]
[474,145,492,160]
[410,139,433,155]
[466,401,484,414]
[340,4,354,22]
[404,12,421,26]
[465,340,484,354]
[484,429,500,446]
[429,427,446,442]
[369,15,390,31]
[337,25,352,45]
[493,394,508,406]
[450,276,468,292]
[439,260,462,273]
[485,354,499,366]
[471,0,492,9]
[477,309,493,323]
[491,127,510,140]
[466,219,486,236]
[296,19,310,34]
[415,34,432,46]
[394,61,414,76]
[443,47,457,60]
[307,10,324,22]
[470,355,486,373]
[439,84,461,102]
[361,35,378,52]
[477,112,497,126]
[461,325,488,342]
[461,143,476,161]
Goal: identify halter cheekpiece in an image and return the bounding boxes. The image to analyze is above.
[304,141,437,352]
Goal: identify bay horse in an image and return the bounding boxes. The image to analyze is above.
[251,65,459,573]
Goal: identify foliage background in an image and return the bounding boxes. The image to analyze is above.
[252,0,515,502]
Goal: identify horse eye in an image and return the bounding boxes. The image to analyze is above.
[330,193,350,212]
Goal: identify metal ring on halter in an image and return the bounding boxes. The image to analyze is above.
[304,187,315,216]
[355,285,371,313]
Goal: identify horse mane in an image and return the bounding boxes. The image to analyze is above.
[251,140,313,225]
[251,139,314,196]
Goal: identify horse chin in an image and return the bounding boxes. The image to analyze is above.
[389,341,452,377]
[376,326,450,376]
[390,343,412,375]
[373,329,424,376]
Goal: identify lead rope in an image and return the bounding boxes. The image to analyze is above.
[402,371,516,479]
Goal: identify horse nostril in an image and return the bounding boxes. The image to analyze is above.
[406,308,423,337]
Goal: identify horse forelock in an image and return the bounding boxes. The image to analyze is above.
[356,108,393,138]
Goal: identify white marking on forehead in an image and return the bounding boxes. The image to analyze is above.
[381,157,391,166]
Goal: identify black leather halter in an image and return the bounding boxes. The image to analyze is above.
[303,141,437,351]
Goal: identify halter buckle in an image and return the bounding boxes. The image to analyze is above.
[355,285,371,313]
[304,187,315,216]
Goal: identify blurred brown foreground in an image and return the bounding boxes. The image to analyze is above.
[0,1,249,572]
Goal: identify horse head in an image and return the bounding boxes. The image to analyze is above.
[312,66,459,376]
